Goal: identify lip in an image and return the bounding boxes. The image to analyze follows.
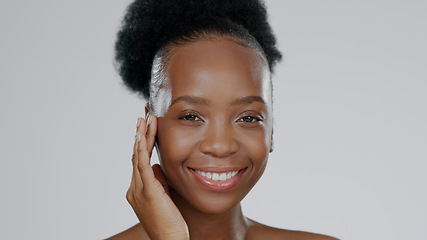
[188,167,247,191]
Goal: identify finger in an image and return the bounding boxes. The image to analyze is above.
[146,114,157,157]
[136,119,156,187]
[133,121,144,192]
[152,164,170,195]
[127,131,141,205]
[126,170,136,204]
[130,138,138,191]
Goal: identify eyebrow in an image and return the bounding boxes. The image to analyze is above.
[171,96,210,106]
[230,96,265,105]
[170,95,265,106]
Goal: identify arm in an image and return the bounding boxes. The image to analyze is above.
[105,223,148,240]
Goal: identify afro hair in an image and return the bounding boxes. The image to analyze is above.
[115,0,282,99]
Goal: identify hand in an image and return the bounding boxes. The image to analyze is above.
[126,115,189,240]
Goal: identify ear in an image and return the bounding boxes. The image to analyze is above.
[145,103,151,118]
[269,128,274,153]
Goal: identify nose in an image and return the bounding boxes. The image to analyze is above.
[199,121,239,158]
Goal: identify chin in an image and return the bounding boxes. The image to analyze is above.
[179,190,245,215]
[193,192,245,215]
[168,176,253,216]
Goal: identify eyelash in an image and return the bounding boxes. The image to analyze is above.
[238,115,262,123]
[178,112,204,122]
[178,112,263,124]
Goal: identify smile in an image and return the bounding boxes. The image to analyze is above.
[188,167,247,191]
[194,169,239,181]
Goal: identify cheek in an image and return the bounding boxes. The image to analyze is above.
[240,128,270,181]
[156,122,199,166]
[240,127,270,158]
[229,128,270,197]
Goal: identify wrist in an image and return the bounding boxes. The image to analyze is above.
[159,229,189,240]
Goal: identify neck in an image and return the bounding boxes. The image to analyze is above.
[170,188,251,240]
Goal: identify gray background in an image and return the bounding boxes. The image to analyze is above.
[1,0,426,239]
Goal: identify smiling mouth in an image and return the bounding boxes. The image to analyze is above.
[188,167,247,191]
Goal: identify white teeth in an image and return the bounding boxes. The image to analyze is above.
[212,173,219,180]
[194,170,240,181]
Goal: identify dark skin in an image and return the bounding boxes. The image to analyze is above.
[107,38,338,240]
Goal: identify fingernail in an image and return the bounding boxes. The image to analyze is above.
[137,118,141,128]
[135,132,141,142]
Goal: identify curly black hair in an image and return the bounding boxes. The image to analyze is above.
[115,0,282,99]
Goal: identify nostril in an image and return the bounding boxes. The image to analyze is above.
[199,137,239,157]
[204,151,234,158]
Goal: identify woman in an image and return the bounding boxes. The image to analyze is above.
[108,0,338,239]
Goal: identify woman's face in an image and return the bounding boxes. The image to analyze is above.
[156,39,273,214]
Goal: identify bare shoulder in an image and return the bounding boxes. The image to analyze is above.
[245,219,339,240]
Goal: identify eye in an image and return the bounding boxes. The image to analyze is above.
[238,115,262,123]
[178,112,204,123]
[181,114,200,121]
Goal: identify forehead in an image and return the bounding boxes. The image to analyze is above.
[165,39,270,100]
